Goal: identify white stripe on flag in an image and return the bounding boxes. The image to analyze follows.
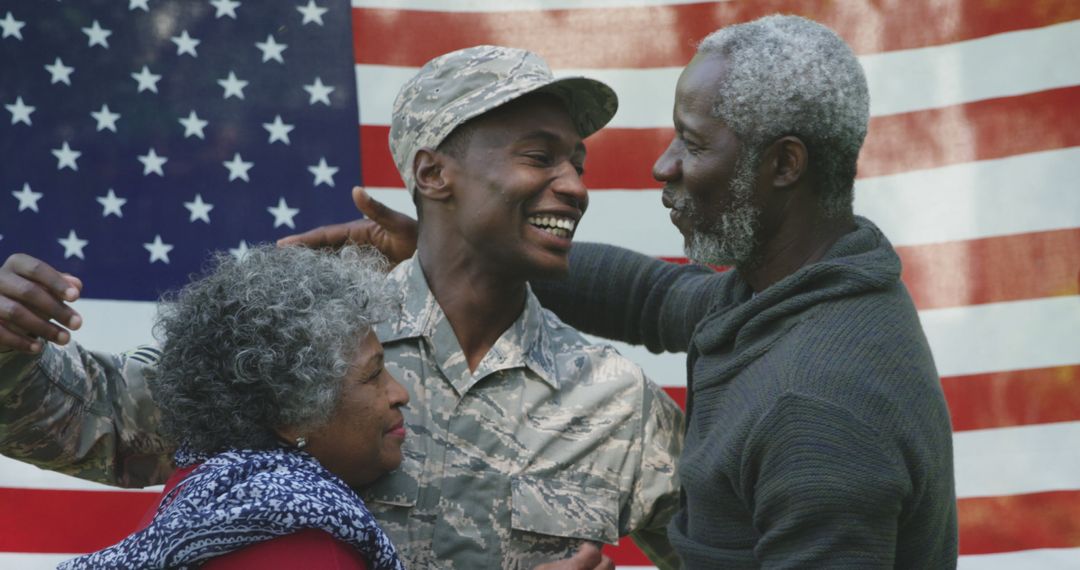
[958,547,1080,570]
[855,147,1080,249]
[0,454,162,493]
[369,147,1080,255]
[355,20,1080,127]
[954,421,1080,499]
[0,553,79,569]
[920,296,1080,378]
[351,0,724,11]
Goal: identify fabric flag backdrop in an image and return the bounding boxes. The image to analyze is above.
[1,0,1078,568]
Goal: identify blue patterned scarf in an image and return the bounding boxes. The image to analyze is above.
[60,447,404,570]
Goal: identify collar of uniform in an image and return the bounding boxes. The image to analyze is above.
[378,256,559,394]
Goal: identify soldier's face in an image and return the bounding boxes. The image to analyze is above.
[303,332,410,488]
[444,94,588,279]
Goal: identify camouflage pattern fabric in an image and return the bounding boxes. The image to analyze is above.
[362,257,684,570]
[0,344,173,488]
[0,256,683,569]
[389,45,618,194]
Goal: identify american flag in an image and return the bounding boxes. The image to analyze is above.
[2,1,1079,568]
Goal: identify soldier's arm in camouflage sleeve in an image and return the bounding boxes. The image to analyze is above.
[0,342,174,488]
[532,242,721,354]
[625,378,686,570]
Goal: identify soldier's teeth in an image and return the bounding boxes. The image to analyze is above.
[527,215,576,232]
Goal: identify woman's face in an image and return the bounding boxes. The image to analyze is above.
[302,331,410,488]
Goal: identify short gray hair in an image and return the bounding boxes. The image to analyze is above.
[698,15,869,218]
[148,245,393,453]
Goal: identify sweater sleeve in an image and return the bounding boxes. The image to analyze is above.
[532,242,720,353]
[744,393,911,569]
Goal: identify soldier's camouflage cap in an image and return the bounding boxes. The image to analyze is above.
[389,45,619,195]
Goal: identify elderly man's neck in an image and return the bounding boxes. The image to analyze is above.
[740,211,856,293]
[416,239,529,373]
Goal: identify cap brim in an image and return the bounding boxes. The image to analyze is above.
[534,76,619,139]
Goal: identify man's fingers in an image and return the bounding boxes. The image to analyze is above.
[0,295,73,344]
[352,186,417,233]
[4,254,78,302]
[0,271,82,332]
[0,322,44,354]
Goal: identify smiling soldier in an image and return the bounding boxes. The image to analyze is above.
[0,46,684,570]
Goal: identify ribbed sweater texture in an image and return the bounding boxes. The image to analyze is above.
[535,218,958,569]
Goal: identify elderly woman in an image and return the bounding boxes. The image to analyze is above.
[61,245,407,570]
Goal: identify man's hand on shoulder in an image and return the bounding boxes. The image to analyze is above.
[0,254,83,354]
[277,186,418,265]
[531,543,614,570]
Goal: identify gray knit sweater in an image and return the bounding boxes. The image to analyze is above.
[535,217,958,569]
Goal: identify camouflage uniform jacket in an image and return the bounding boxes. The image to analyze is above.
[0,256,684,569]
[364,257,683,569]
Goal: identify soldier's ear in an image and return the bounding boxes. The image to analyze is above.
[414,148,453,202]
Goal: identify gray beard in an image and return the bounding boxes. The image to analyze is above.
[682,150,761,267]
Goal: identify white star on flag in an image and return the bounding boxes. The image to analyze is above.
[171,30,200,57]
[1,11,25,40]
[131,65,162,93]
[57,230,89,259]
[297,1,328,26]
[263,115,294,144]
[81,20,111,48]
[129,0,150,12]
[229,240,250,260]
[5,96,34,126]
[178,110,208,139]
[255,34,287,63]
[303,77,334,106]
[96,189,127,218]
[210,0,241,19]
[267,197,300,229]
[45,57,74,85]
[12,183,43,212]
[184,194,214,223]
[223,152,254,181]
[308,157,339,187]
[137,147,168,176]
[91,104,121,132]
[143,235,174,264]
[52,142,81,171]
[218,71,248,100]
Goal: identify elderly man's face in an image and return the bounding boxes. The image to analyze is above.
[654,53,761,266]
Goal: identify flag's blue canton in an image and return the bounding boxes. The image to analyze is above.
[0,0,360,301]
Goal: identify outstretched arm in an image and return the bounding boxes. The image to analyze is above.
[533,243,721,354]
[0,253,172,488]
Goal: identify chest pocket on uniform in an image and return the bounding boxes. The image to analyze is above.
[510,474,620,545]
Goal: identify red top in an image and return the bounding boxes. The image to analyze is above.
[139,465,370,570]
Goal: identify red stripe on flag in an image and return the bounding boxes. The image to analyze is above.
[359,87,1080,190]
[664,364,1080,432]
[943,365,1080,432]
[0,487,157,554]
[602,488,1080,563]
[860,86,1080,178]
[896,227,1080,310]
[958,489,1080,555]
[352,2,1080,68]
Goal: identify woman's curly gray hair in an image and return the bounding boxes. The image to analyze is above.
[148,245,393,453]
[698,15,870,219]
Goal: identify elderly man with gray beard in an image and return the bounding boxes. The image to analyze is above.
[280,14,959,569]
[537,15,959,568]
